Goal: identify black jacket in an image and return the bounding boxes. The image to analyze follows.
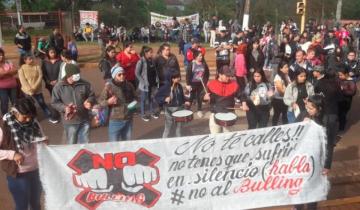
[154,54,180,85]
[41,59,61,84]
[14,32,32,51]
[155,83,185,107]
[314,77,341,115]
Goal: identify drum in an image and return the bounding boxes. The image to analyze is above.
[215,112,237,127]
[127,101,138,112]
[172,110,193,123]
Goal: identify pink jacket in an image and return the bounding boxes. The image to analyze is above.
[235,53,247,77]
[0,61,17,89]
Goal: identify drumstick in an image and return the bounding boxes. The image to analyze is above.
[226,107,243,110]
[199,77,208,94]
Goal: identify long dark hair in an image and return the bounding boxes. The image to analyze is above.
[250,69,268,92]
[140,46,153,57]
[277,60,289,86]
[46,47,58,60]
[294,67,307,85]
[157,43,170,55]
[104,45,115,60]
[306,94,324,124]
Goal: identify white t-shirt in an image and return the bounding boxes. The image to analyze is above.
[273,74,290,99]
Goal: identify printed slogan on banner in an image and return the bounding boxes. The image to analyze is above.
[38,121,329,210]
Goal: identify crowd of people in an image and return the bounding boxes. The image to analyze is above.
[0,16,359,210]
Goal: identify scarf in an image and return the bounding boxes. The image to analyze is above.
[3,110,46,151]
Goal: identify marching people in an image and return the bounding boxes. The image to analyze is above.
[289,50,313,81]
[14,25,32,56]
[215,27,232,72]
[0,49,18,116]
[344,50,360,81]
[241,69,273,129]
[116,42,140,88]
[272,61,291,125]
[18,53,58,124]
[135,46,159,122]
[186,50,210,118]
[48,28,65,55]
[284,68,315,123]
[99,45,117,81]
[293,94,329,210]
[337,66,357,133]
[99,65,137,141]
[246,39,265,77]
[155,71,190,138]
[0,97,48,210]
[234,42,248,95]
[58,50,77,80]
[51,64,96,144]
[154,43,180,87]
[41,47,61,95]
[204,65,239,134]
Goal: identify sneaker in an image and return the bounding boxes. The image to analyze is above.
[141,115,150,122]
[48,119,59,124]
[197,111,204,118]
[151,113,159,119]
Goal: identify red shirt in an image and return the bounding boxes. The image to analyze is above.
[116,51,140,81]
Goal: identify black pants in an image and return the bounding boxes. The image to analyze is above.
[246,105,270,129]
[338,97,352,131]
[216,60,230,73]
[272,98,288,126]
[323,114,338,169]
[190,84,204,111]
[236,76,246,94]
[294,202,317,210]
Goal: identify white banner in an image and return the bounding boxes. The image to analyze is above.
[79,10,98,29]
[150,12,199,27]
[38,121,329,210]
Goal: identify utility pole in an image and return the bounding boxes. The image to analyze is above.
[336,0,342,23]
[296,0,306,33]
[15,0,23,26]
[301,0,306,33]
[242,0,250,30]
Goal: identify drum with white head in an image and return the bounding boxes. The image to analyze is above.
[172,110,193,123]
[214,112,237,127]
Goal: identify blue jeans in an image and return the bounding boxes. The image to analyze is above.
[27,93,52,118]
[64,122,90,144]
[287,111,296,123]
[18,49,31,56]
[140,88,157,117]
[108,119,132,142]
[0,88,17,115]
[7,170,42,210]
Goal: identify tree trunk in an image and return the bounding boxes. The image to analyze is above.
[336,0,342,22]
[242,0,250,30]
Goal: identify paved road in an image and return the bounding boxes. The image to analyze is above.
[0,44,360,210]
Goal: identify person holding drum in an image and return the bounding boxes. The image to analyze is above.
[241,69,273,129]
[186,50,210,118]
[98,65,137,141]
[155,71,190,138]
[204,65,239,134]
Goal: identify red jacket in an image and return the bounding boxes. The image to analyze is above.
[186,47,206,62]
[116,51,140,81]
